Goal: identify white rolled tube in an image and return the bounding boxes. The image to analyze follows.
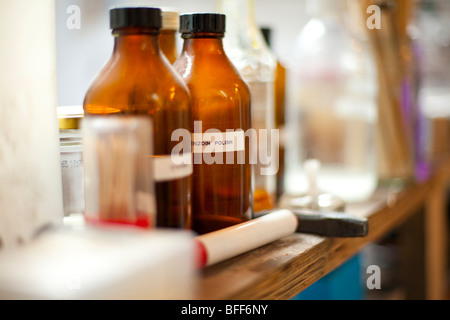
[195,209,298,267]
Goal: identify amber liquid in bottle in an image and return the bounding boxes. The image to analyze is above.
[174,14,253,235]
[83,8,192,229]
[261,27,286,200]
[275,61,286,199]
[160,10,179,64]
[160,29,178,64]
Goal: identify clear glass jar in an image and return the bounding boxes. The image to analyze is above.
[216,0,278,213]
[285,0,378,203]
[58,106,84,217]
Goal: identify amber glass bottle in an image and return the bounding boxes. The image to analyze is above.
[174,13,253,234]
[160,9,179,64]
[83,7,192,229]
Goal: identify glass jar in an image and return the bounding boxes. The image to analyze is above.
[0,0,64,248]
[285,0,378,203]
[58,106,84,217]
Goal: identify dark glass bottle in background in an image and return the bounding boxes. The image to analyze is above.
[83,7,192,229]
[174,13,253,234]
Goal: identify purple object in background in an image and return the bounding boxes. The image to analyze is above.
[411,40,432,182]
[398,36,431,183]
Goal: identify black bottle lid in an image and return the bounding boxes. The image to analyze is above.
[110,7,162,30]
[179,13,226,34]
[261,27,272,47]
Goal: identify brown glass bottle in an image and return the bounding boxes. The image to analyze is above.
[83,7,192,229]
[160,10,179,64]
[174,13,253,235]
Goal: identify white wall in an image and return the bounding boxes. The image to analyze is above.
[56,0,307,107]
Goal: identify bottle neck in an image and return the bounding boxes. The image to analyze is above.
[112,27,160,57]
[217,0,272,60]
[181,33,226,56]
[217,0,257,36]
[217,0,256,23]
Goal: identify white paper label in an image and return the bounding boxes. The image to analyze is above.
[153,153,193,182]
[192,131,245,154]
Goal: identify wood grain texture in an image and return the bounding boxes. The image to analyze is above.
[195,161,449,300]
[425,161,450,299]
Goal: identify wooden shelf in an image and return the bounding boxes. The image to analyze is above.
[195,159,450,300]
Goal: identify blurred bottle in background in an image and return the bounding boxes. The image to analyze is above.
[261,27,287,202]
[415,0,450,167]
[393,0,429,182]
[160,8,180,65]
[285,0,378,204]
[361,0,416,188]
[217,0,278,213]
[58,106,85,217]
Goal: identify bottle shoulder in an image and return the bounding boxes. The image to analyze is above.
[174,52,251,126]
[175,52,250,95]
[222,30,277,82]
[84,53,191,115]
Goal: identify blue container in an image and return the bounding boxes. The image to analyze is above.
[292,254,364,300]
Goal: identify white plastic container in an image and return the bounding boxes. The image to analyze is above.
[0,226,198,299]
[82,115,156,228]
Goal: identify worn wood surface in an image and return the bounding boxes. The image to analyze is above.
[195,161,449,300]
[398,208,426,300]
